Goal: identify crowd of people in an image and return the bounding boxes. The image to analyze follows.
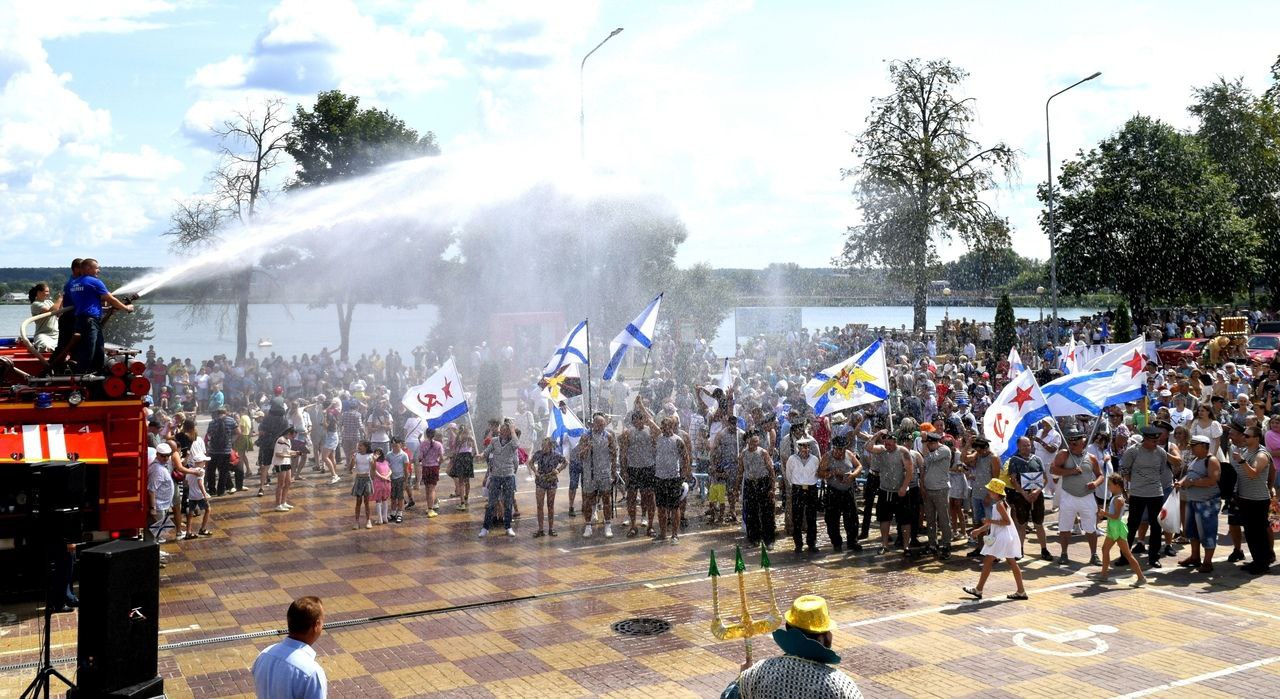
[137,306,1278,592]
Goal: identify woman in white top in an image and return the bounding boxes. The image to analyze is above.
[27,283,60,352]
[1188,404,1224,460]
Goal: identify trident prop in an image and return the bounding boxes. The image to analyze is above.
[709,544,782,667]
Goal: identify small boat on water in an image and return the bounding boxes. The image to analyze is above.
[258,338,273,347]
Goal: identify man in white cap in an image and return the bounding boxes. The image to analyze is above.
[147,443,176,546]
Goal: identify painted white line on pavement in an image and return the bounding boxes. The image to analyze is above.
[159,623,202,635]
[840,580,1088,629]
[1144,587,1280,623]
[1111,655,1280,698]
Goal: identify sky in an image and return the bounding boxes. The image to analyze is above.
[2,0,1278,270]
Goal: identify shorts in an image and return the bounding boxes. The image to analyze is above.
[655,477,683,508]
[1105,517,1129,542]
[370,441,390,455]
[450,452,475,479]
[876,488,917,525]
[1185,498,1221,545]
[708,483,727,505]
[184,499,209,515]
[257,446,273,467]
[569,462,583,491]
[324,432,339,450]
[391,477,405,501]
[272,463,292,474]
[1056,491,1098,532]
[584,477,612,496]
[535,474,559,491]
[1009,491,1045,526]
[420,466,440,487]
[626,467,655,491]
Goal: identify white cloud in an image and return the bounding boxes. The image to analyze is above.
[0,2,180,252]
[188,0,465,97]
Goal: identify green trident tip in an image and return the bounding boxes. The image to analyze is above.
[760,543,771,570]
[734,545,746,574]
[708,549,720,578]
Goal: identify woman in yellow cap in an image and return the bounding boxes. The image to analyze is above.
[962,478,1027,600]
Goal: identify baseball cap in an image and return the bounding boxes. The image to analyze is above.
[156,443,173,456]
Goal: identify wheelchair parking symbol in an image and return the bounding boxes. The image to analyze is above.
[977,624,1118,657]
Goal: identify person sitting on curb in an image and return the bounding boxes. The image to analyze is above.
[722,594,862,698]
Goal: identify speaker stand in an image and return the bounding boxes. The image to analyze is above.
[21,595,76,698]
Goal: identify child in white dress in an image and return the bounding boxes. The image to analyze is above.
[963,478,1028,600]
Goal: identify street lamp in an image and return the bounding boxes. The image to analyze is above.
[580,27,624,159]
[1046,71,1101,329]
[943,287,952,351]
[1036,285,1046,352]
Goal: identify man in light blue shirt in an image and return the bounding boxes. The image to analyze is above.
[252,596,327,698]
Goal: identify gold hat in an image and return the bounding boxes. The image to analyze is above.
[783,595,832,633]
[985,478,1006,497]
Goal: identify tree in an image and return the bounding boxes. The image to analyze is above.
[286,90,439,189]
[285,90,444,359]
[474,361,503,426]
[1112,300,1133,343]
[837,58,1016,331]
[431,187,690,356]
[1044,115,1257,318]
[1190,77,1280,305]
[993,293,1016,360]
[658,263,734,343]
[164,99,292,361]
[943,241,1027,292]
[102,305,156,348]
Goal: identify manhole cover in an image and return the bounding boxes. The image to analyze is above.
[611,617,671,637]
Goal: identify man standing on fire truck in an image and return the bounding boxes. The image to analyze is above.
[66,258,134,372]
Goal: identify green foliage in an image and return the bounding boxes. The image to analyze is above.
[1190,77,1280,300]
[1112,301,1133,343]
[103,305,156,348]
[837,58,1016,331]
[287,90,440,189]
[944,245,1035,292]
[430,188,690,353]
[993,293,1017,359]
[659,263,734,342]
[1044,115,1256,317]
[474,360,503,426]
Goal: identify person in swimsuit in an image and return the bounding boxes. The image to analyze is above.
[1091,474,1148,587]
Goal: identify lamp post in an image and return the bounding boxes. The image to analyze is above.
[1046,71,1101,328]
[943,287,952,352]
[1037,285,1046,352]
[580,27,624,159]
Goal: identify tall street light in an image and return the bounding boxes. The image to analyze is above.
[1037,285,1046,352]
[580,27,624,159]
[1046,70,1101,337]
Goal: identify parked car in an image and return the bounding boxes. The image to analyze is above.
[1156,338,1211,366]
[1252,320,1280,334]
[1246,334,1280,363]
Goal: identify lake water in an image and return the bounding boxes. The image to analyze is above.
[0,303,1098,362]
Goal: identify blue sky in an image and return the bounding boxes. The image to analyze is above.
[3,0,1278,270]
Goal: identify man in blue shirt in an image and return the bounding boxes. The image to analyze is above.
[65,258,134,372]
[252,596,327,698]
[53,258,82,361]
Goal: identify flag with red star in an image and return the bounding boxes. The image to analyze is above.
[982,369,1052,459]
[401,358,470,428]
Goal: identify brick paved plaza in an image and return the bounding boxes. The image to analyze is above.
[2,470,1277,698]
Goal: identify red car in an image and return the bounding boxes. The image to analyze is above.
[1156,338,1210,366]
[1246,334,1280,363]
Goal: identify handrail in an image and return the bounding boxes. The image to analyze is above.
[18,307,69,369]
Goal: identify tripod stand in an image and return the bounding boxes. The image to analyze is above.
[21,558,76,698]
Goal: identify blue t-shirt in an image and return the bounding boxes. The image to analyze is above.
[61,275,78,314]
[67,275,108,318]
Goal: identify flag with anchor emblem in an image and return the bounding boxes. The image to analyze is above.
[982,369,1052,460]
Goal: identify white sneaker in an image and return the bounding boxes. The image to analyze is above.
[283,503,294,510]
[583,525,593,538]
[478,528,489,538]
[330,475,340,484]
[622,518,631,526]
[274,504,289,512]
[506,528,516,537]
[640,518,649,528]
[604,523,614,538]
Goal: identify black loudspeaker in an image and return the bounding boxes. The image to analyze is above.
[35,461,86,513]
[74,540,162,697]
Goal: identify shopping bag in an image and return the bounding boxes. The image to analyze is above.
[1157,490,1181,534]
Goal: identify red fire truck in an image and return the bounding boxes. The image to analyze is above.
[0,308,150,595]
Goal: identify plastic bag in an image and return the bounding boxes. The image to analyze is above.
[1157,490,1181,534]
